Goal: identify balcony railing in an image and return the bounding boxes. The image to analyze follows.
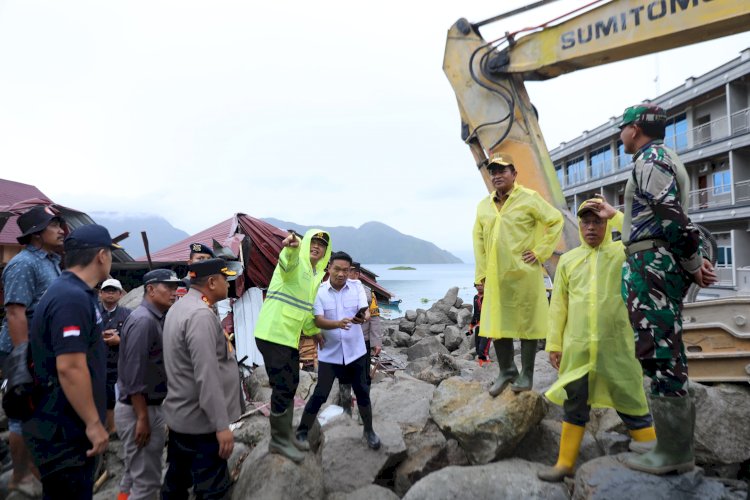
[687,185,732,211]
[715,266,734,287]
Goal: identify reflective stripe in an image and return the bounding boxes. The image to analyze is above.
[265,294,313,312]
[267,290,313,309]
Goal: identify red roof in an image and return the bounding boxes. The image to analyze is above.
[140,217,237,262]
[0,179,53,245]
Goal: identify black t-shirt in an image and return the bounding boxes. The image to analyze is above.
[29,271,107,426]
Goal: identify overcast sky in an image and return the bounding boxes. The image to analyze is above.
[1,1,749,262]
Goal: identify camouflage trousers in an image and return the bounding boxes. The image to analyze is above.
[622,248,691,397]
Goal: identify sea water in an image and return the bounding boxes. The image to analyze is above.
[363,263,476,319]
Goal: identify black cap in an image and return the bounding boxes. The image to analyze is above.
[189,242,215,257]
[311,232,329,245]
[143,269,185,286]
[189,258,239,281]
[16,205,63,244]
[351,262,361,271]
[64,224,121,251]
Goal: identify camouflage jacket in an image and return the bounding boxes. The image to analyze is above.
[623,140,703,274]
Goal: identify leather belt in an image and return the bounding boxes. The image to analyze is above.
[624,238,669,256]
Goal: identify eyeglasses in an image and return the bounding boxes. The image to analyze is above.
[580,219,606,227]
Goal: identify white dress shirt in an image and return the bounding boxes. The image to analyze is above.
[314,280,368,365]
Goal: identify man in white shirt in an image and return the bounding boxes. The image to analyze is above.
[295,251,381,450]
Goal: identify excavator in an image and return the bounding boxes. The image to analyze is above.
[443,0,750,383]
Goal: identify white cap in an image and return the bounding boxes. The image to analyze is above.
[101,278,124,291]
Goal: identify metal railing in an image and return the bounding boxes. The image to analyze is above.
[687,185,732,211]
[734,179,750,204]
[715,267,734,287]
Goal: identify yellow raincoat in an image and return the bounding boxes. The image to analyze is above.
[474,184,563,340]
[545,208,649,416]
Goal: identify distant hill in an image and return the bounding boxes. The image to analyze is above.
[263,219,462,264]
[90,212,189,259]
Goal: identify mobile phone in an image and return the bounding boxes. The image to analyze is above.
[355,306,368,319]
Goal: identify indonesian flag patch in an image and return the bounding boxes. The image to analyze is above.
[63,326,81,338]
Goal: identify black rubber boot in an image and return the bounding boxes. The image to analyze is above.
[511,339,538,392]
[488,339,518,397]
[625,395,695,475]
[294,411,317,451]
[358,406,381,450]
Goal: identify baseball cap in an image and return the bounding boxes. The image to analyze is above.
[101,278,124,291]
[487,153,515,171]
[64,224,121,251]
[350,262,361,271]
[577,197,603,217]
[189,258,239,281]
[311,232,329,246]
[143,269,185,286]
[620,104,667,129]
[189,242,215,257]
[16,205,64,244]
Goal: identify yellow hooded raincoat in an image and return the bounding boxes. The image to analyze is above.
[473,184,563,340]
[544,206,649,416]
[254,228,332,350]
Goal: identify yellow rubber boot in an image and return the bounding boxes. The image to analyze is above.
[537,422,585,482]
[628,426,656,454]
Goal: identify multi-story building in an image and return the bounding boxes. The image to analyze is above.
[550,49,750,298]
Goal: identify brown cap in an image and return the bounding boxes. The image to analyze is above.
[487,153,515,170]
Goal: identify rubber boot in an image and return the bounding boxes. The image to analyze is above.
[537,422,585,482]
[294,411,317,451]
[628,426,657,454]
[339,384,353,417]
[626,395,695,475]
[488,339,518,397]
[358,406,381,450]
[269,408,306,463]
[511,339,538,392]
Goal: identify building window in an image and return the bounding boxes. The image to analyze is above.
[664,113,687,151]
[555,164,564,187]
[590,145,612,179]
[716,246,732,268]
[616,141,630,169]
[566,156,586,185]
[712,170,731,195]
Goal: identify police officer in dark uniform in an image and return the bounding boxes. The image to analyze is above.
[24,224,120,499]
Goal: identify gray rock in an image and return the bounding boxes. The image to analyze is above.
[369,372,435,435]
[595,431,630,456]
[228,442,250,480]
[399,320,416,334]
[405,310,418,321]
[588,408,627,436]
[394,424,449,496]
[231,439,324,500]
[403,458,570,500]
[445,438,470,466]
[412,325,431,342]
[692,382,750,465]
[446,307,459,323]
[321,419,407,495]
[232,415,270,446]
[407,336,450,361]
[429,323,446,334]
[392,330,413,348]
[572,454,746,500]
[426,310,451,325]
[430,377,546,464]
[405,353,461,385]
[246,367,315,405]
[443,326,463,352]
[415,312,429,325]
[456,308,473,330]
[455,297,464,307]
[327,484,400,500]
[442,287,459,308]
[515,419,602,466]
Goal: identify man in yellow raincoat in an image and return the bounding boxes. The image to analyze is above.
[473,153,563,395]
[538,198,655,482]
[254,228,332,462]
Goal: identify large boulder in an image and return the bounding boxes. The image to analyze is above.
[327,485,400,500]
[515,419,602,466]
[426,310,451,325]
[456,308,472,330]
[692,382,750,465]
[415,311,429,325]
[572,454,747,500]
[392,330,413,348]
[429,323,446,334]
[430,377,546,464]
[246,367,316,404]
[446,307,459,323]
[394,423,450,496]
[399,320,416,334]
[405,310,418,321]
[441,287,460,308]
[402,458,570,500]
[320,418,407,495]
[442,326,463,352]
[406,336,450,361]
[232,414,270,446]
[405,353,461,385]
[231,441,324,500]
[369,372,435,435]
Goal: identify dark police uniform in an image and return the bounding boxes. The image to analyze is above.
[100,304,131,410]
[24,271,107,496]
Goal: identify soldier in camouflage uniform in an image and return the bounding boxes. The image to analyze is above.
[618,104,717,475]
